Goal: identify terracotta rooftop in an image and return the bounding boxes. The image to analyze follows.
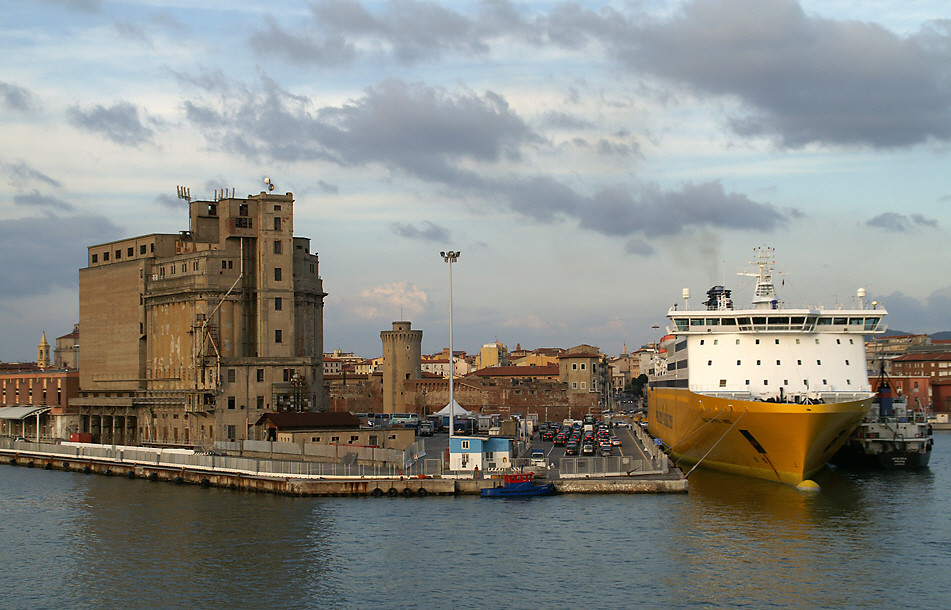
[255,411,362,429]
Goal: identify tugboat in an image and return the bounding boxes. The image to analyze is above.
[480,472,554,497]
[831,366,933,469]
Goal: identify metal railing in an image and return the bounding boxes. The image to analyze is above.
[558,455,666,478]
[0,438,444,479]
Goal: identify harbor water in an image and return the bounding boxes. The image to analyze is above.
[2,434,949,609]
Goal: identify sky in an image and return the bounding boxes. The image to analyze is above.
[2,0,951,362]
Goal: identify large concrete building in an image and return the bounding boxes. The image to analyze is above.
[73,189,327,447]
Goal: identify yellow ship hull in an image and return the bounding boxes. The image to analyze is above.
[648,388,869,485]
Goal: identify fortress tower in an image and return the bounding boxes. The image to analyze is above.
[380,321,422,414]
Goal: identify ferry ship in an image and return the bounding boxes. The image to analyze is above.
[648,247,887,485]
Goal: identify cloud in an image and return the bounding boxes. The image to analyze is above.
[1,160,61,189]
[355,281,429,320]
[154,193,184,209]
[40,0,100,11]
[182,75,790,247]
[0,214,122,297]
[0,82,39,113]
[13,190,74,211]
[248,16,357,66]
[880,288,951,334]
[316,180,339,194]
[68,101,157,146]
[390,221,450,242]
[612,0,951,148]
[866,212,938,231]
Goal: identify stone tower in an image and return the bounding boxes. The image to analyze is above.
[380,321,422,414]
[37,331,51,369]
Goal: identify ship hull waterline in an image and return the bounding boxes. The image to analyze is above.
[648,388,870,485]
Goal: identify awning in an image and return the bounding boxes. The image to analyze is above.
[0,406,51,420]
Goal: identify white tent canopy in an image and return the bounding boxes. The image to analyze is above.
[433,399,470,417]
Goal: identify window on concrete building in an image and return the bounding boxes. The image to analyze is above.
[274,204,281,211]
[461,440,470,449]
[350,435,359,443]
[140,245,147,254]
[91,253,98,263]
[581,363,586,370]
[275,329,283,343]
[572,382,578,389]
[227,425,236,440]
[274,240,282,254]
[227,369,235,383]
[115,250,121,259]
[228,396,235,409]
[256,396,264,409]
[256,369,264,382]
[127,247,134,257]
[274,297,282,311]
[103,251,109,261]
[221,261,227,269]
[274,267,282,281]
[274,217,282,230]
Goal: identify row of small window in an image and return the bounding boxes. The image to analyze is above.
[570,381,599,390]
[674,316,881,331]
[91,243,154,263]
[718,379,851,387]
[699,338,856,345]
[226,368,299,383]
[710,359,852,366]
[571,363,588,370]
[158,261,201,276]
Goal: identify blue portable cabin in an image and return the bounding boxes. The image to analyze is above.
[448,435,514,471]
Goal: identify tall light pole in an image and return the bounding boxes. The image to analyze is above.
[440,250,460,441]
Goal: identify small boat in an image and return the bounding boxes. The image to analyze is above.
[480,472,554,497]
[831,367,933,469]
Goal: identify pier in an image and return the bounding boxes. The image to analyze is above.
[0,438,687,496]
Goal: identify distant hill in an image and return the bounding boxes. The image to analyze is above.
[882,330,951,340]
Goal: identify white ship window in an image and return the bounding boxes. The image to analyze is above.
[736,339,740,345]
[708,360,712,366]
[721,318,736,326]
[775,339,780,345]
[815,339,820,344]
[737,360,742,365]
[706,319,719,325]
[817,360,821,365]
[776,360,781,365]
[784,380,789,385]
[755,339,760,344]
[823,379,827,385]
[836,339,841,344]
[757,360,761,365]
[745,380,750,385]
[845,360,849,365]
[719,379,727,387]
[691,318,703,326]
[796,339,800,344]
[847,380,851,385]
[700,339,704,345]
[850,339,855,344]
[797,360,802,365]
[714,339,718,345]
[763,380,768,385]
[804,379,808,385]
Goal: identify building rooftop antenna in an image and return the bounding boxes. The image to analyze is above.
[264,177,275,192]
[176,185,191,202]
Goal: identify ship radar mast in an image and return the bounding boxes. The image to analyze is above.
[739,246,778,310]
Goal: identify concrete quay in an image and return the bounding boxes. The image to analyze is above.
[0,446,686,496]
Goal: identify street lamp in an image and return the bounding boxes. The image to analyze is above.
[440,250,460,442]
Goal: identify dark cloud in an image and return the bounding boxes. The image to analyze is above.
[880,288,951,334]
[612,0,951,148]
[866,212,938,231]
[390,221,450,242]
[13,190,74,211]
[0,82,38,113]
[542,111,594,129]
[260,1,951,149]
[1,160,61,189]
[154,193,184,209]
[183,75,791,247]
[0,214,121,297]
[248,16,357,66]
[316,180,339,194]
[68,101,156,146]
